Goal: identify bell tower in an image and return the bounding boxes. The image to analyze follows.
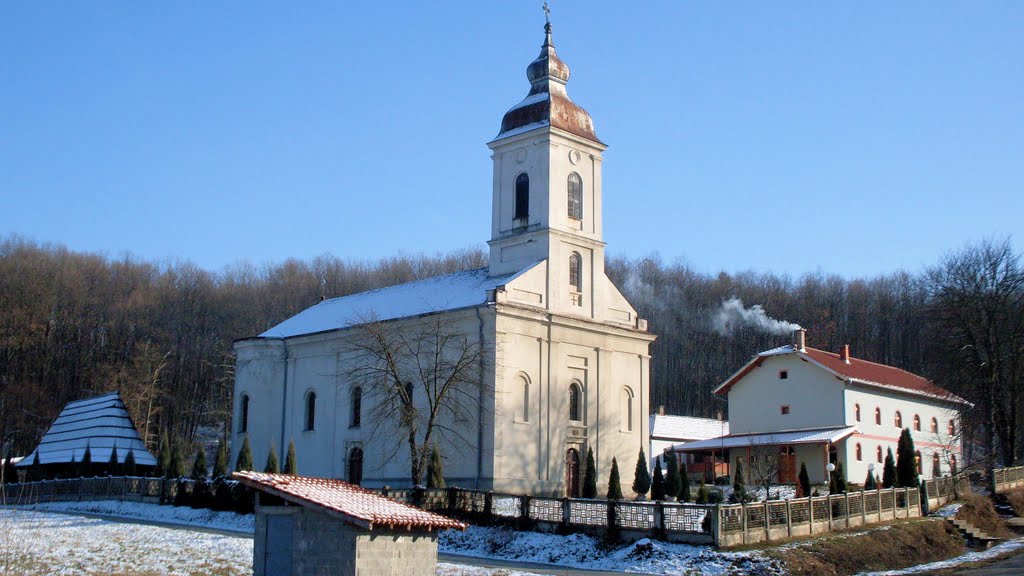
[487,20,608,317]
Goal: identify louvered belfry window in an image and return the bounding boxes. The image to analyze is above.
[567,172,583,220]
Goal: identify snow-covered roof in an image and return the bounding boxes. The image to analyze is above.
[674,426,860,452]
[259,267,519,339]
[233,472,466,531]
[649,414,729,442]
[18,392,157,467]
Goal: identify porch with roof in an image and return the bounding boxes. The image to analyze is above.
[672,425,860,485]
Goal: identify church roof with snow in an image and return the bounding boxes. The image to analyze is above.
[18,392,157,467]
[258,267,522,339]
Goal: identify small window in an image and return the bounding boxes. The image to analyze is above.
[856,443,863,461]
[567,172,583,220]
[348,447,364,486]
[948,420,956,436]
[950,455,958,475]
[780,405,790,415]
[568,252,583,306]
[304,391,316,431]
[239,395,249,433]
[350,387,362,428]
[569,382,582,422]
[876,446,883,463]
[855,403,861,422]
[915,450,922,474]
[514,173,529,220]
[913,414,921,431]
[875,407,882,425]
[779,370,788,380]
[894,411,902,428]
[932,453,941,477]
[930,417,938,434]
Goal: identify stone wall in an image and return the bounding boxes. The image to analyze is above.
[253,505,438,576]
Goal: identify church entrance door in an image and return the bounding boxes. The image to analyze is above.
[565,448,581,497]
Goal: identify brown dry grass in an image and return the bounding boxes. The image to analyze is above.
[1003,489,1024,517]
[769,519,964,576]
[956,492,1016,538]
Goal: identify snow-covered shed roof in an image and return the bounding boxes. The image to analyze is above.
[233,472,467,531]
[18,392,157,467]
[259,267,519,339]
[674,426,860,452]
[649,414,729,442]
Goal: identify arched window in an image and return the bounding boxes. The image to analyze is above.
[856,443,863,461]
[569,252,582,306]
[913,414,921,431]
[304,391,316,431]
[950,455,958,475]
[350,387,362,428]
[915,450,922,474]
[894,411,902,428]
[348,447,364,486]
[855,404,861,422]
[239,395,249,433]
[876,446,883,463]
[621,387,634,432]
[948,420,956,436]
[514,173,529,220]
[568,382,582,422]
[932,453,941,477]
[874,407,881,425]
[567,172,583,220]
[930,417,938,433]
[516,374,530,422]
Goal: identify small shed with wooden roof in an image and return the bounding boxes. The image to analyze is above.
[234,472,466,576]
[17,392,157,478]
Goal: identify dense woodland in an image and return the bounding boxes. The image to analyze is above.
[1,235,1021,468]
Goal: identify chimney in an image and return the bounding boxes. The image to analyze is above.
[658,405,666,416]
[840,344,850,364]
[794,328,807,352]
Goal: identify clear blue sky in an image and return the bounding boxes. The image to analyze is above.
[2,2,1021,278]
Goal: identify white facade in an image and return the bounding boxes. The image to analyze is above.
[231,23,654,497]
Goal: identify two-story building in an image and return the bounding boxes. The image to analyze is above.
[675,329,969,486]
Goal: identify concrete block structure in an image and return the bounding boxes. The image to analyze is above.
[234,472,465,576]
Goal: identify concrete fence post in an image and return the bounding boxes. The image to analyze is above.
[785,499,792,537]
[711,504,721,546]
[763,501,770,542]
[844,493,850,528]
[808,496,814,534]
[561,497,571,529]
[740,502,748,545]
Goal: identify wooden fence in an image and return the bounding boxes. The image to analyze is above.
[993,466,1024,493]
[1,477,175,505]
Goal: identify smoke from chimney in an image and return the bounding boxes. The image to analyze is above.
[713,297,802,336]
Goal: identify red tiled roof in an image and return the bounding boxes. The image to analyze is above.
[716,345,970,405]
[232,472,467,531]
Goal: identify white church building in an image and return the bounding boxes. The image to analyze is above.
[231,21,654,497]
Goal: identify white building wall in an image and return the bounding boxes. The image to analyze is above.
[726,356,844,435]
[843,385,962,484]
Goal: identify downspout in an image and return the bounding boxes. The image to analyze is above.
[474,305,487,490]
[280,340,289,458]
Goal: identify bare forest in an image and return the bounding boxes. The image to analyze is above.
[1,235,1021,468]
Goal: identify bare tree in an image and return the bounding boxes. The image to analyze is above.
[345,312,491,486]
[925,238,1024,479]
[747,442,783,500]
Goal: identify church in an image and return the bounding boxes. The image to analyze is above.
[231,19,654,497]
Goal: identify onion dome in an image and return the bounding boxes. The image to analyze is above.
[497,23,601,144]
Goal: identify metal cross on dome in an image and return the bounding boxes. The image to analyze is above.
[543,2,550,24]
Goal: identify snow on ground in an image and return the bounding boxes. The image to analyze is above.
[440,526,781,575]
[931,503,962,518]
[857,537,1024,575]
[0,508,252,576]
[24,500,255,533]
